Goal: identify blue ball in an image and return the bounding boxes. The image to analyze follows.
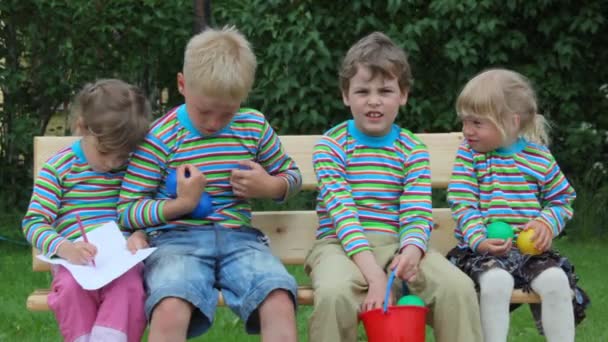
[165,169,178,197]
[166,168,193,197]
[191,192,213,219]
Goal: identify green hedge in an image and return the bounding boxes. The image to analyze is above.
[216,0,608,177]
[1,0,607,209]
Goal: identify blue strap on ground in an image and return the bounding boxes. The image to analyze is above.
[0,235,29,246]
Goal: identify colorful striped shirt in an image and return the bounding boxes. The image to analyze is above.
[314,120,433,257]
[117,105,302,232]
[22,140,126,256]
[447,138,576,251]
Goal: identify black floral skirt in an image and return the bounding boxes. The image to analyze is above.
[447,247,590,334]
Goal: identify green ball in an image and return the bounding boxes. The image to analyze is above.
[397,295,425,307]
[486,221,515,240]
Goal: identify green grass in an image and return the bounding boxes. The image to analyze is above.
[1,237,606,342]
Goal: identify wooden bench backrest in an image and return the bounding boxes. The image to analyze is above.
[31,133,463,271]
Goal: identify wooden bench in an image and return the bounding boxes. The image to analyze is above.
[26,133,540,311]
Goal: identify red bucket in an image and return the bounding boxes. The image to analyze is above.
[359,305,428,342]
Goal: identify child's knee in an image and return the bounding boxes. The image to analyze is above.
[51,274,87,299]
[260,289,295,315]
[106,269,145,297]
[433,267,478,300]
[263,289,293,307]
[152,297,192,323]
[532,267,570,298]
[315,279,357,307]
[48,275,93,313]
[479,268,514,297]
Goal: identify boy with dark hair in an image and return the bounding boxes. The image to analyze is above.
[305,32,483,342]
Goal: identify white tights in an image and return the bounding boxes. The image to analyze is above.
[478,267,574,342]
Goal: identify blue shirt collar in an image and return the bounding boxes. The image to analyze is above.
[71,139,88,163]
[495,137,527,155]
[177,104,234,137]
[347,120,399,147]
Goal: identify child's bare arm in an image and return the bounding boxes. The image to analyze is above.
[353,251,391,312]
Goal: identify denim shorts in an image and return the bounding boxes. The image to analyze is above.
[143,225,297,337]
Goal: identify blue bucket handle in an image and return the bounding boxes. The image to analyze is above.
[383,269,412,313]
[382,270,395,313]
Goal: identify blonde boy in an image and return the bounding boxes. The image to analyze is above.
[118,27,301,342]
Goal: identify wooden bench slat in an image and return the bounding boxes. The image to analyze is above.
[33,208,458,271]
[26,286,541,312]
[34,133,464,191]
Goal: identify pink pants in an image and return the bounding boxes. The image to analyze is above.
[48,264,146,342]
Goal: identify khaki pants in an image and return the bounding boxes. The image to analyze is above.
[304,234,482,342]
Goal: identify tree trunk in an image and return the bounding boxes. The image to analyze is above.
[193,0,211,33]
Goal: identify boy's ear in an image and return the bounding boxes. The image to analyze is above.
[177,73,186,96]
[341,90,350,107]
[400,90,409,106]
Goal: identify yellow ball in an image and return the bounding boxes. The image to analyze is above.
[516,229,541,255]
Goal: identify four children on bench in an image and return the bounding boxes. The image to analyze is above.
[23,25,588,342]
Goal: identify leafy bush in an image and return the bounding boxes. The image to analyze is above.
[215,0,608,176]
[1,0,607,222]
[0,0,192,209]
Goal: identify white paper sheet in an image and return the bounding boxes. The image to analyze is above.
[37,221,156,290]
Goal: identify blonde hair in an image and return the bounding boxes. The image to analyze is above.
[183,26,256,102]
[70,79,152,153]
[340,32,412,94]
[456,68,550,145]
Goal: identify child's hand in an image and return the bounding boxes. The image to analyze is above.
[361,273,391,312]
[56,241,97,265]
[389,245,422,282]
[477,238,512,256]
[230,160,279,198]
[126,230,149,254]
[176,164,207,209]
[525,220,553,252]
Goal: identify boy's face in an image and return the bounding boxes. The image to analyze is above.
[461,116,503,152]
[178,73,240,135]
[342,66,408,137]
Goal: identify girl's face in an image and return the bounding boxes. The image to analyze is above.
[461,116,504,153]
[81,135,131,173]
[342,66,408,137]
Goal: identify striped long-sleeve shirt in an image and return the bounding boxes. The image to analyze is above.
[314,120,433,257]
[447,138,576,252]
[22,140,126,256]
[117,105,302,232]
